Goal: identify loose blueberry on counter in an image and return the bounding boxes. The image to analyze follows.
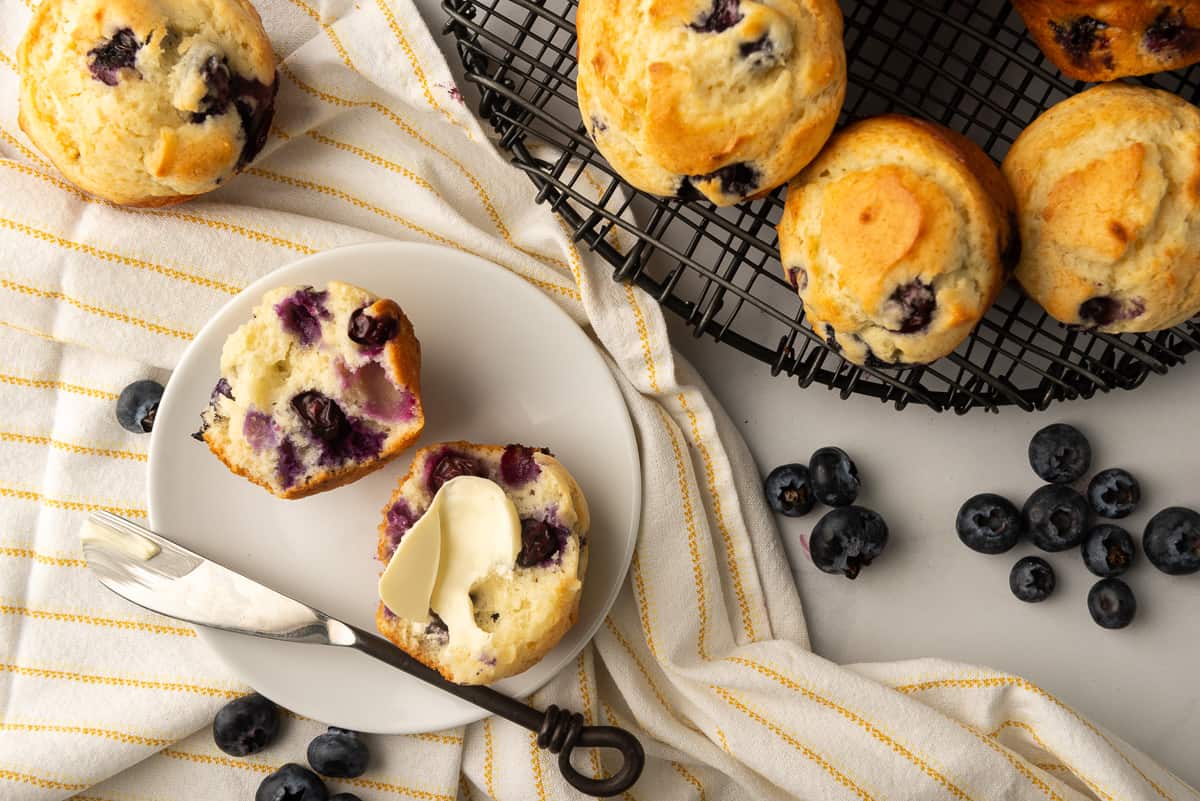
[348,306,399,347]
[1087,578,1137,629]
[809,506,887,579]
[116,379,165,433]
[1081,524,1135,577]
[956,493,1023,554]
[292,391,350,442]
[764,463,815,517]
[213,692,280,756]
[808,447,860,507]
[1143,506,1200,575]
[1023,485,1089,552]
[307,727,369,779]
[256,763,329,801]
[1009,556,1055,603]
[1028,423,1091,484]
[88,28,141,86]
[1087,468,1140,519]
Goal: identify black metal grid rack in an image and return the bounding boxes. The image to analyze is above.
[441,0,1200,412]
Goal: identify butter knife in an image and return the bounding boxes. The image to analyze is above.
[82,511,644,797]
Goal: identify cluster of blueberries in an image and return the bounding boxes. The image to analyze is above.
[763,447,889,579]
[956,424,1200,630]
[212,693,369,801]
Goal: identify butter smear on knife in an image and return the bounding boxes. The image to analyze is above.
[378,476,520,654]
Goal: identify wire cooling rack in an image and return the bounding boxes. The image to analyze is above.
[441,0,1200,412]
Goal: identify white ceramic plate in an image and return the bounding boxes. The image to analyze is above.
[149,242,640,733]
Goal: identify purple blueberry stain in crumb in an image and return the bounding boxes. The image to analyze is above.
[690,0,742,33]
[243,409,278,451]
[1048,16,1109,66]
[382,605,397,620]
[348,305,400,347]
[1078,296,1145,328]
[383,499,416,558]
[291,390,349,442]
[500,445,542,487]
[277,438,303,489]
[315,416,386,467]
[345,361,415,422]
[88,28,141,86]
[694,162,759,199]
[427,452,483,494]
[886,280,937,334]
[212,377,234,403]
[516,518,567,567]
[275,286,331,346]
[190,55,233,123]
[739,34,779,70]
[1145,8,1198,54]
[589,116,608,135]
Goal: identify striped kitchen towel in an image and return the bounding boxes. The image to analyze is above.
[0,1,1197,800]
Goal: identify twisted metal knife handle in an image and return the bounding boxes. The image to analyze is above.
[352,627,644,797]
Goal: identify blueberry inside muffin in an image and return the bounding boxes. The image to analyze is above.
[197,282,424,499]
[376,442,589,685]
[18,0,278,206]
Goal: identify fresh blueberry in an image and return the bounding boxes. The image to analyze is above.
[348,305,399,347]
[256,763,328,801]
[1081,524,1135,577]
[1023,485,1089,551]
[88,28,141,86]
[956,493,1023,554]
[192,55,233,122]
[500,444,543,486]
[809,506,887,579]
[1009,556,1055,603]
[212,692,280,757]
[292,391,349,442]
[231,74,279,169]
[428,452,482,493]
[1087,578,1137,629]
[808,447,860,507]
[307,727,369,779]
[1078,296,1144,328]
[1143,507,1200,575]
[517,518,564,567]
[1087,468,1140,519]
[887,280,937,333]
[764,464,815,517]
[695,162,759,199]
[1028,424,1091,484]
[116,379,165,433]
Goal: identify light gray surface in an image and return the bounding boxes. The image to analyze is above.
[411,3,1200,786]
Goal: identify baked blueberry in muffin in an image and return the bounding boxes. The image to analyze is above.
[197,282,423,499]
[1003,84,1200,333]
[777,115,1016,366]
[576,0,846,206]
[1013,1,1200,80]
[376,442,589,685]
[18,0,278,206]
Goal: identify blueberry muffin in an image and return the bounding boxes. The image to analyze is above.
[1013,1,1200,80]
[197,282,424,499]
[377,442,589,685]
[1003,84,1200,333]
[18,0,278,207]
[576,0,845,206]
[777,115,1017,367]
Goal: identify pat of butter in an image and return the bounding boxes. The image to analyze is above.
[378,476,521,653]
[79,520,161,562]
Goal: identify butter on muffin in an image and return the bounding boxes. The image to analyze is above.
[18,0,278,207]
[1013,1,1200,81]
[197,282,423,499]
[777,115,1018,367]
[1003,84,1200,333]
[576,0,845,206]
[376,442,588,685]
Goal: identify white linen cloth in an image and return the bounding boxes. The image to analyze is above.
[0,1,1197,800]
